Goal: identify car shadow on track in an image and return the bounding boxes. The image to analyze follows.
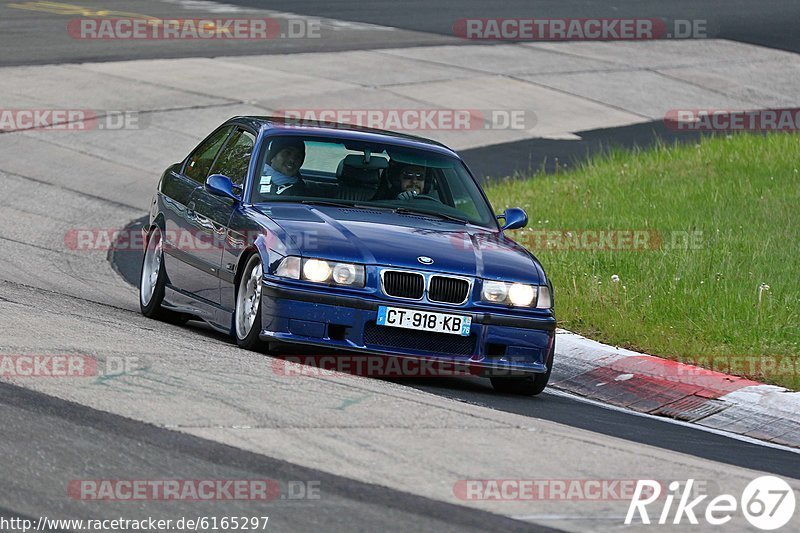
[176,319,530,399]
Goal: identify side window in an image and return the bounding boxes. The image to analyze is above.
[209,129,256,188]
[184,126,233,183]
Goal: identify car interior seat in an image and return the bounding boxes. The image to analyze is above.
[335,153,388,201]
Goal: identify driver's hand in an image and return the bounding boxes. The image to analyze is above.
[397,190,417,200]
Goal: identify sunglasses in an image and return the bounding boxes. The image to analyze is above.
[401,171,425,180]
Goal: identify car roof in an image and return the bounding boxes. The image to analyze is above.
[225,116,462,159]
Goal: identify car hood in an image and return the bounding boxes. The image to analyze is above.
[255,204,543,283]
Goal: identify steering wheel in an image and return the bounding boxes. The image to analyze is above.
[410,194,438,201]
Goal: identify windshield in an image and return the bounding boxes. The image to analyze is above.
[250,135,498,228]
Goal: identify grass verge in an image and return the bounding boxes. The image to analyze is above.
[486,133,799,389]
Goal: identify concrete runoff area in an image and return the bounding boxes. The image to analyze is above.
[1,39,800,531]
[1,40,798,152]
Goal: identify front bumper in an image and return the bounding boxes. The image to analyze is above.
[258,280,555,376]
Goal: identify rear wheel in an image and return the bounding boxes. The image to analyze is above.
[490,343,554,396]
[139,226,189,325]
[235,254,268,351]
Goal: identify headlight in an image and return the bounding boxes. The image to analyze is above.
[275,256,365,287]
[481,280,551,308]
[332,263,358,285]
[303,258,331,283]
[482,280,508,303]
[508,283,535,306]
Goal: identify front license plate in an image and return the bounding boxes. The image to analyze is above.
[376,306,471,336]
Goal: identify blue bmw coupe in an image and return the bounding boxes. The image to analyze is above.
[140,116,555,394]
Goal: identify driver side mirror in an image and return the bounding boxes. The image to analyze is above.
[498,207,528,231]
[205,174,240,201]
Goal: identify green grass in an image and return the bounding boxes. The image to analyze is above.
[485,134,800,389]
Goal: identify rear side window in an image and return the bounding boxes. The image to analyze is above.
[184,126,232,183]
[209,129,256,187]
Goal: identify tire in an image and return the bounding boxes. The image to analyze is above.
[490,343,554,396]
[139,226,189,325]
[234,254,269,351]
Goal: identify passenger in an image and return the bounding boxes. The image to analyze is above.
[259,138,306,196]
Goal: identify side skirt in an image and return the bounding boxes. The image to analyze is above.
[163,285,234,335]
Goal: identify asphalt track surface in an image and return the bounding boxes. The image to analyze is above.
[225,0,800,54]
[2,1,800,532]
[0,381,549,533]
[461,120,704,181]
[0,0,454,67]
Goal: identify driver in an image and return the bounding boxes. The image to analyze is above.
[395,165,428,200]
[259,138,306,196]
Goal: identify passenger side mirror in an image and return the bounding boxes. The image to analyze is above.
[205,174,240,201]
[498,207,528,230]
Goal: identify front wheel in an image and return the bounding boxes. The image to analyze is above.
[490,344,554,396]
[234,254,268,351]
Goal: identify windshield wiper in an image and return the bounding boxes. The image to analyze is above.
[393,207,468,224]
[303,200,403,212]
[301,200,356,208]
[353,203,395,211]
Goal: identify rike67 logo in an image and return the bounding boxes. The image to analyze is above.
[626,477,796,530]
